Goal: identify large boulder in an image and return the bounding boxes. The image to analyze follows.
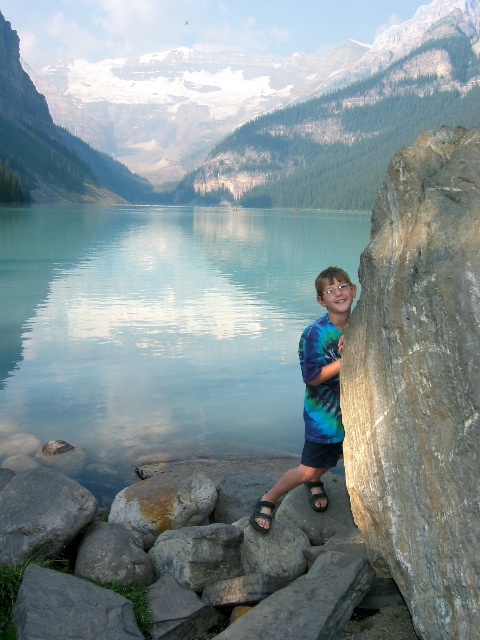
[275,473,355,544]
[233,515,310,580]
[149,523,244,591]
[201,574,291,607]
[0,467,98,565]
[306,527,404,610]
[148,573,221,640]
[13,563,143,639]
[213,550,375,640]
[213,473,284,524]
[341,126,480,640]
[35,441,87,477]
[109,472,217,544]
[74,521,154,586]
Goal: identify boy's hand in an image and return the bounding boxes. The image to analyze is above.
[338,335,345,357]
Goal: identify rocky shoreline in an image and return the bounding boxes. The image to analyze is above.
[0,443,420,639]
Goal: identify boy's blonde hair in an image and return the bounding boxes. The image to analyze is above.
[315,266,352,297]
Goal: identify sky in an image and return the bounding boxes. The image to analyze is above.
[1,0,428,70]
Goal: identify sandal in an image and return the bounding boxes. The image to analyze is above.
[249,499,275,534]
[305,480,329,512]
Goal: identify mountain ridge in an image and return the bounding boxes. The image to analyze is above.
[0,11,158,204]
[4,0,480,208]
[183,22,480,210]
[309,0,480,96]
[30,41,370,186]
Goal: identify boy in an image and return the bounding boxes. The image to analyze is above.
[249,266,357,533]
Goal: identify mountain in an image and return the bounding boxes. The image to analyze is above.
[177,0,480,210]
[0,11,158,204]
[0,13,53,135]
[307,0,480,96]
[30,42,369,186]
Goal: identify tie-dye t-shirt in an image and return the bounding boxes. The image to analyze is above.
[298,313,343,443]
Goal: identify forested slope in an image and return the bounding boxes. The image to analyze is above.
[176,35,480,210]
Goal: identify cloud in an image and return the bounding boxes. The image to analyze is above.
[16,30,40,63]
[86,0,211,56]
[192,14,292,56]
[81,0,292,58]
[13,0,305,68]
[47,11,111,60]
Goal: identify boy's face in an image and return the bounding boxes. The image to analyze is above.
[317,278,357,313]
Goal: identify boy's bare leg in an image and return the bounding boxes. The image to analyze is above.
[254,464,329,530]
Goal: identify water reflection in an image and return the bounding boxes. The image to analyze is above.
[0,205,370,503]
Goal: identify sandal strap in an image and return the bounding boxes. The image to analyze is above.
[257,499,276,510]
[305,481,324,489]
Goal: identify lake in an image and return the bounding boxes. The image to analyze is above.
[0,204,371,504]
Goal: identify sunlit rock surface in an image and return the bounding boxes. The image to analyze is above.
[341,126,479,640]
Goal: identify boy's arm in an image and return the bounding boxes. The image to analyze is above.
[307,335,343,386]
[308,358,341,386]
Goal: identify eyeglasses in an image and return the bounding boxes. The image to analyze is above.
[322,283,351,296]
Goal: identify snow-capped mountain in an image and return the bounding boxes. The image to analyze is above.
[29,0,480,188]
[308,0,480,96]
[30,42,368,185]
[185,0,480,210]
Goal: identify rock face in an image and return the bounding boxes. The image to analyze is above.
[233,516,310,580]
[213,550,375,640]
[74,521,154,586]
[0,12,54,135]
[0,467,98,565]
[341,125,480,640]
[275,474,355,545]
[108,472,217,543]
[149,523,244,591]
[13,563,143,640]
[148,573,221,640]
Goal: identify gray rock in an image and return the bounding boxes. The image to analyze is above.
[0,467,15,490]
[304,548,403,610]
[213,473,284,524]
[275,473,355,545]
[325,525,365,545]
[109,472,217,541]
[41,440,75,455]
[322,527,403,609]
[233,515,309,580]
[149,523,244,591]
[303,545,366,570]
[74,521,154,586]
[214,550,375,639]
[0,467,98,565]
[35,443,87,476]
[201,574,292,607]
[148,573,221,640]
[1,454,39,472]
[13,563,143,639]
[341,125,480,640]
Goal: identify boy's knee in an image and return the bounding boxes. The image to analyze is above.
[299,466,319,482]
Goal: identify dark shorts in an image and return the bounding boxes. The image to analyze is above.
[301,439,343,469]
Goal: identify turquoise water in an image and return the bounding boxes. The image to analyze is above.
[0,204,371,503]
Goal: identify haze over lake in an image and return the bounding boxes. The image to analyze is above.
[0,205,371,504]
